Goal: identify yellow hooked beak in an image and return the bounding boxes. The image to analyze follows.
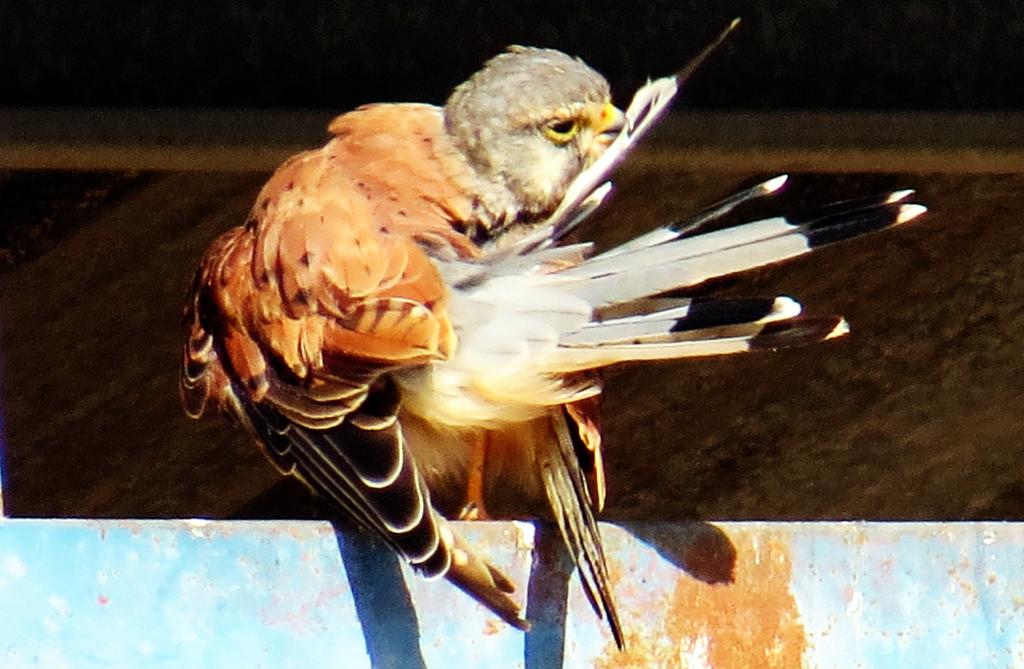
[589,102,626,159]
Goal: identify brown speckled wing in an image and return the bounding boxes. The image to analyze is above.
[187,105,479,420]
[180,104,529,629]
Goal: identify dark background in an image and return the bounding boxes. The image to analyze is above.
[1,3,1023,522]
[2,1,1023,111]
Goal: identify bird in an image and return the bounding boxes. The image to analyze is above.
[180,36,926,647]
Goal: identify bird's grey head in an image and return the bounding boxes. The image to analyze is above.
[444,46,624,219]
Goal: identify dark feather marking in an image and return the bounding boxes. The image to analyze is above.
[240,385,448,577]
[413,537,450,577]
[372,299,390,329]
[264,367,362,423]
[670,297,777,333]
[288,429,400,548]
[333,417,404,487]
[803,203,905,248]
[296,423,442,571]
[786,191,909,227]
[749,316,844,351]
[317,426,423,534]
[184,357,206,381]
[564,406,594,474]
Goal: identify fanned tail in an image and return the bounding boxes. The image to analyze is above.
[563,189,925,309]
[531,186,925,371]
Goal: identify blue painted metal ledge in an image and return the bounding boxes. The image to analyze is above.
[0,519,1021,668]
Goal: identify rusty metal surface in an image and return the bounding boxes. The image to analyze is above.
[0,519,1021,667]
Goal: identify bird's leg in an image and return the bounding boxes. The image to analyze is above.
[459,433,491,520]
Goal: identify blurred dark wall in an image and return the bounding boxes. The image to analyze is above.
[1,1,1021,111]
[2,2,1024,523]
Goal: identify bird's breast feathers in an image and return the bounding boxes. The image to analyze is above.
[395,270,602,429]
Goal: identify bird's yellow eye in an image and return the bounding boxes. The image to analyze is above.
[543,118,581,144]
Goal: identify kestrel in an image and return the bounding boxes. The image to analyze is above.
[181,38,925,646]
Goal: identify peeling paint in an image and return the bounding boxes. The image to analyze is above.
[596,530,806,669]
[1,520,1023,667]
